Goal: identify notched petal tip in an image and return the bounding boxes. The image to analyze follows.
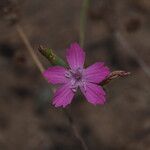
[42,70,51,82]
[70,42,80,48]
[52,84,75,108]
[43,66,67,84]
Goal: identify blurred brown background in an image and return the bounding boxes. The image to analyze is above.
[0,0,150,150]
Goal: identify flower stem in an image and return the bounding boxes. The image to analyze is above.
[64,110,88,150]
[16,24,45,73]
[79,0,90,47]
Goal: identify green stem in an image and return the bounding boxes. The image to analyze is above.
[79,0,90,47]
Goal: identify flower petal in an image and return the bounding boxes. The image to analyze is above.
[84,62,110,84]
[52,83,75,107]
[66,43,85,70]
[80,82,106,105]
[43,66,67,84]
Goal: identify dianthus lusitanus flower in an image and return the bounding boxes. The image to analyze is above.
[43,43,110,107]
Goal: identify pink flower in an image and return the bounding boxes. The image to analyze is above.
[43,43,110,107]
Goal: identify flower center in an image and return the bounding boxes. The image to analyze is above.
[65,68,85,92]
[72,70,82,81]
[65,68,83,81]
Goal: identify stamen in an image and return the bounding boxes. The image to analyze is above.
[70,84,78,92]
[70,79,76,85]
[72,88,77,92]
[65,71,71,78]
[83,81,86,92]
